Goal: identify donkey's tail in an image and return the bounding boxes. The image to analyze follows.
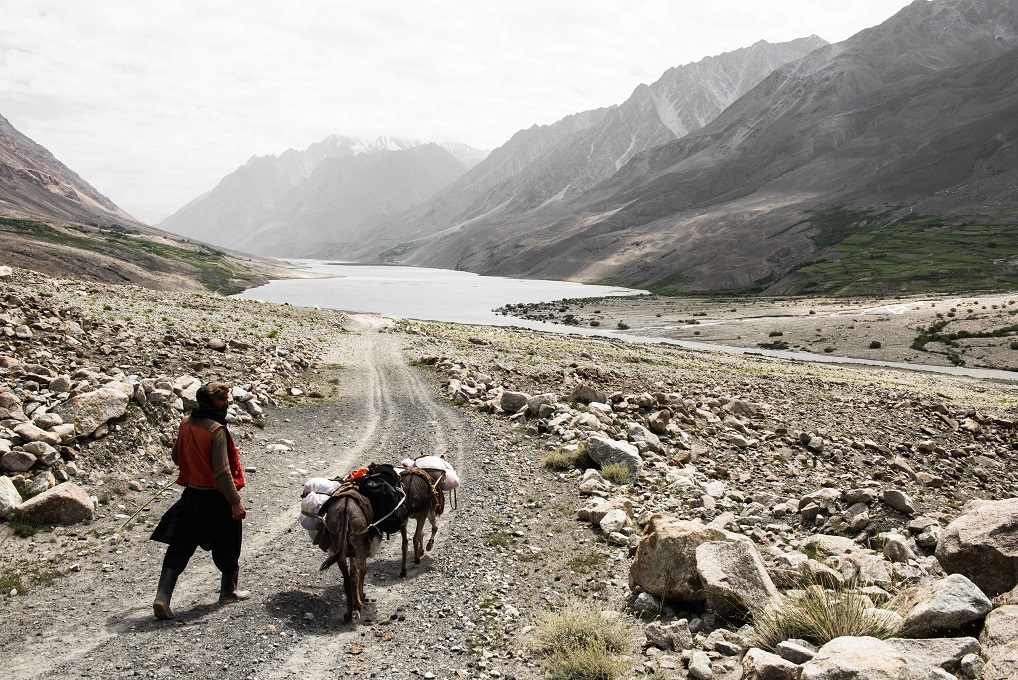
[319,496,351,571]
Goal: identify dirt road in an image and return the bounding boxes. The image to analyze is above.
[1,316,540,679]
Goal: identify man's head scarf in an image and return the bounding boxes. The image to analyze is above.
[192,382,229,425]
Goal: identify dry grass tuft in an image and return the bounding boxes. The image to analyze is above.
[752,583,901,650]
[598,462,632,484]
[529,600,636,680]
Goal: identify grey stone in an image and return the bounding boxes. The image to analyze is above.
[499,390,530,414]
[52,387,129,436]
[0,475,23,517]
[631,591,661,620]
[47,375,72,393]
[884,637,981,674]
[15,482,94,525]
[742,648,799,680]
[31,412,63,428]
[936,497,1018,597]
[902,574,991,636]
[775,639,816,663]
[627,422,661,452]
[13,421,59,445]
[585,435,642,481]
[688,650,713,680]
[800,636,910,679]
[695,539,781,618]
[1,450,36,472]
[645,619,693,650]
[881,489,915,515]
[567,382,606,405]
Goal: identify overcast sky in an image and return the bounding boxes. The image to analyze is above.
[0,1,916,224]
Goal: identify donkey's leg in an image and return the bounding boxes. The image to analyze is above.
[338,558,354,623]
[351,555,366,622]
[413,516,425,564]
[425,507,439,552]
[400,524,410,577]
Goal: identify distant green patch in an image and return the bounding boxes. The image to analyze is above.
[594,270,692,296]
[0,218,262,295]
[780,211,1018,295]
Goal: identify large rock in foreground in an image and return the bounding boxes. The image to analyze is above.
[981,605,1018,680]
[0,475,23,517]
[901,573,992,636]
[53,387,130,437]
[800,636,911,679]
[16,482,94,525]
[630,515,742,602]
[695,539,780,618]
[935,497,1018,598]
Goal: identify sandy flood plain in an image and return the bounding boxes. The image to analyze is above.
[501,291,1018,373]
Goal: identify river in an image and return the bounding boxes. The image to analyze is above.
[234,261,1018,382]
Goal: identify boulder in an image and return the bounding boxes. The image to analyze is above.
[630,515,740,602]
[585,435,642,481]
[902,574,992,636]
[1,450,36,472]
[588,496,632,525]
[695,539,781,618]
[803,533,857,557]
[526,393,557,416]
[13,421,60,445]
[884,637,981,675]
[599,508,630,534]
[15,482,94,525]
[881,489,915,515]
[647,409,671,434]
[935,497,1018,597]
[0,475,22,517]
[800,636,911,679]
[499,390,530,414]
[627,422,661,452]
[567,382,606,405]
[742,648,799,680]
[52,387,129,436]
[980,605,1018,680]
[645,619,693,650]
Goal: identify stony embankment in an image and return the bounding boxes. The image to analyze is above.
[0,265,347,552]
[396,317,1018,678]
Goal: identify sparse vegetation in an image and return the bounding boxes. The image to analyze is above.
[599,462,632,484]
[752,583,901,651]
[529,600,636,680]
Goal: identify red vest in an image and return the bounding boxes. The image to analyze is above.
[175,419,245,491]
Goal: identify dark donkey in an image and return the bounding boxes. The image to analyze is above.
[398,468,445,577]
[317,491,380,622]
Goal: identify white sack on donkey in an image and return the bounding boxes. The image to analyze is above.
[299,477,340,542]
[401,455,459,490]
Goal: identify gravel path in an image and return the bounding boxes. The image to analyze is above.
[0,315,565,680]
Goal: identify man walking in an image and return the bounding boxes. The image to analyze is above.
[150,382,250,619]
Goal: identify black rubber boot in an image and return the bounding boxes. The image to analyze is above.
[153,568,179,620]
[218,569,251,605]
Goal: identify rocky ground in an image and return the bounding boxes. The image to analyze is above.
[1,265,1017,679]
[497,291,1018,372]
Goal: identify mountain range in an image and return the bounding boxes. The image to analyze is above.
[158,136,488,255]
[364,0,1018,293]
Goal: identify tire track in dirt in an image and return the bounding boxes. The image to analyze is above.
[3,315,476,679]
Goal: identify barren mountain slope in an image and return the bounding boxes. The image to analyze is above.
[385,0,1018,293]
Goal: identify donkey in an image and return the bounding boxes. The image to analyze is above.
[318,492,381,622]
[398,468,444,577]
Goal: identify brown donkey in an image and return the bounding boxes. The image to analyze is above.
[318,492,381,622]
[398,468,444,577]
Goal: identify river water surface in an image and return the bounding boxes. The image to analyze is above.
[235,261,1018,382]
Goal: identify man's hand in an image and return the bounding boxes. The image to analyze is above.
[231,501,247,520]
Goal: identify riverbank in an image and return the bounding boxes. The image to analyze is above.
[497,291,1018,373]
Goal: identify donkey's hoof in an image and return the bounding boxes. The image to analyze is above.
[426,541,434,551]
[399,569,407,578]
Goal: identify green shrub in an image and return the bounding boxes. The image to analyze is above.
[542,445,591,471]
[599,462,632,484]
[530,601,636,680]
[869,340,882,349]
[769,331,784,337]
[752,583,901,651]
[617,321,630,330]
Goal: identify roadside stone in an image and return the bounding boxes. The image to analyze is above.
[0,475,22,517]
[15,482,94,525]
[800,636,910,679]
[585,435,642,480]
[52,387,129,437]
[901,574,992,636]
[742,648,799,680]
[885,637,981,675]
[695,539,781,618]
[630,515,738,602]
[22,441,59,466]
[1,450,36,472]
[13,421,60,445]
[775,639,816,664]
[688,650,713,680]
[881,489,915,515]
[936,497,1018,597]
[499,390,530,414]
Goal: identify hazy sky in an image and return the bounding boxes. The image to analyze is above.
[0,1,915,224]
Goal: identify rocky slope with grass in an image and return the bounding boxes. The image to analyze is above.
[2,263,1018,679]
